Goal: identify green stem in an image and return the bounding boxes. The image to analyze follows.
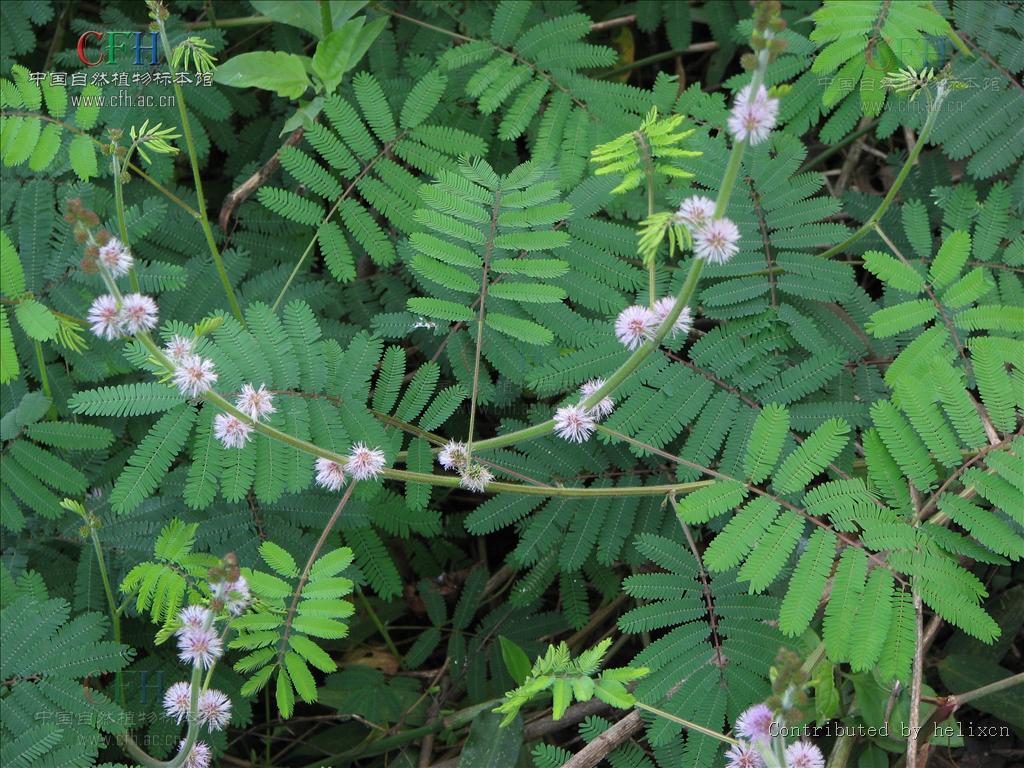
[356,588,401,661]
[33,340,57,419]
[155,22,244,324]
[111,153,142,293]
[184,14,272,29]
[88,524,125,707]
[634,702,738,745]
[319,0,333,35]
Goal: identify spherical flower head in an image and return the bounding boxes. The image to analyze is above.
[164,334,194,365]
[345,442,387,481]
[97,238,133,277]
[675,195,716,230]
[173,354,218,398]
[196,688,232,731]
[554,404,596,443]
[615,305,657,350]
[459,463,493,493]
[179,740,212,768]
[694,217,741,265]
[784,741,824,768]
[314,457,346,491]
[213,576,251,616]
[236,383,275,421]
[725,742,764,768]
[728,98,778,145]
[118,293,159,334]
[213,413,252,449]
[88,295,122,340]
[438,440,468,471]
[734,84,775,112]
[579,379,614,419]
[735,703,775,743]
[177,625,222,669]
[162,681,191,724]
[176,605,211,636]
[652,297,694,339]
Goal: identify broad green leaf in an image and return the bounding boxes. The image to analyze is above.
[498,636,531,685]
[215,52,311,99]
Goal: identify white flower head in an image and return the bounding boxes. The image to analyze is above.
[177,625,222,669]
[735,703,775,743]
[173,354,218,398]
[459,463,493,493]
[162,681,191,724]
[345,442,387,481]
[694,217,741,265]
[176,605,211,636]
[118,292,159,334]
[438,440,468,471]
[652,297,693,338]
[729,84,779,146]
[725,742,764,768]
[213,576,250,616]
[213,413,252,449]
[164,334,194,364]
[675,195,716,230]
[196,688,232,731]
[97,238,133,277]
[784,742,825,768]
[179,740,212,768]
[236,383,275,422]
[314,457,346,491]
[579,378,614,419]
[88,294,122,340]
[615,305,657,350]
[554,404,596,443]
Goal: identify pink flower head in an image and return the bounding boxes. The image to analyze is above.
[235,383,275,421]
[652,297,693,338]
[735,703,775,743]
[179,740,212,768]
[97,238,133,277]
[725,742,764,768]
[196,688,232,731]
[459,463,493,493]
[164,334,194,364]
[438,440,468,471]
[729,84,779,146]
[177,625,222,669]
[579,378,614,419]
[784,741,825,768]
[176,605,211,635]
[676,195,717,230]
[615,305,657,350]
[213,413,252,449]
[118,293,159,334]
[554,404,596,443]
[173,354,218,398]
[694,217,741,265]
[314,457,346,491]
[213,576,250,616]
[162,681,191,724]
[345,442,386,481]
[88,294,122,340]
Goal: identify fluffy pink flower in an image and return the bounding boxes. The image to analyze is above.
[676,195,716,230]
[438,440,468,471]
[725,742,764,768]
[735,703,775,743]
[652,297,694,338]
[213,413,252,449]
[162,681,191,724]
[177,625,222,669]
[118,293,159,334]
[176,605,211,635]
[88,295,122,340]
[235,383,275,421]
[729,84,779,145]
[784,741,825,768]
[213,576,250,616]
[196,688,232,731]
[579,378,614,419]
[97,238,133,277]
[345,443,386,480]
[315,457,346,491]
[554,405,596,443]
[179,740,212,768]
[694,217,741,265]
[459,463,493,493]
[173,354,218,398]
[164,334,194,364]
[615,305,657,350]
